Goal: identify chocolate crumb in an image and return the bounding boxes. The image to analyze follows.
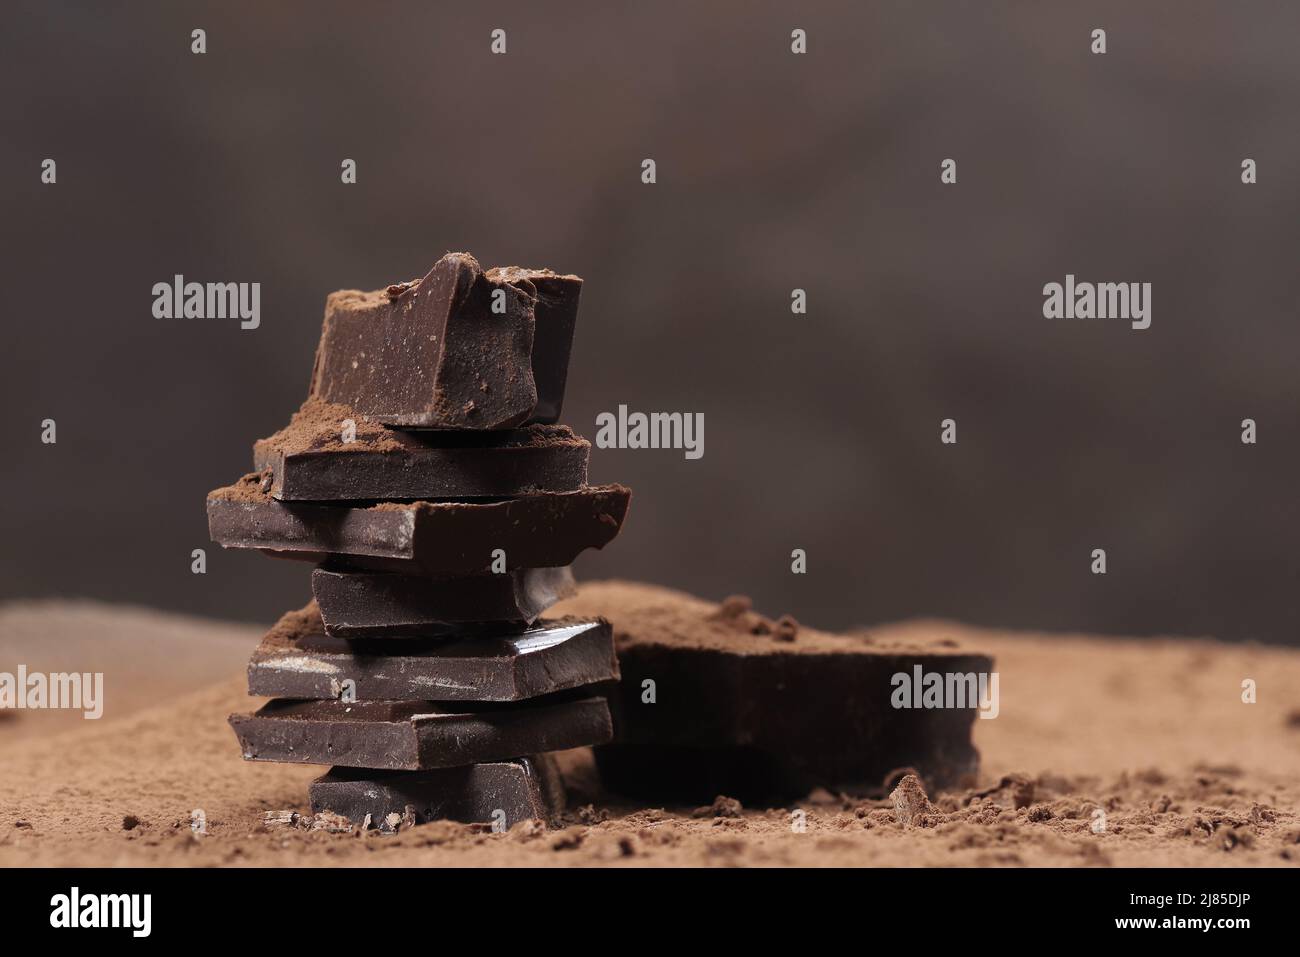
[263,810,305,829]
[1011,776,1036,810]
[713,595,752,620]
[309,811,353,834]
[882,766,925,794]
[576,804,609,825]
[1221,827,1254,851]
[1250,803,1276,825]
[804,786,841,806]
[693,795,743,819]
[889,773,935,827]
[774,614,799,642]
[509,818,546,841]
[550,828,585,850]
[122,814,141,831]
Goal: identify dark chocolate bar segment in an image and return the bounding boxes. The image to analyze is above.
[229,696,613,771]
[248,604,618,701]
[309,756,566,827]
[309,252,538,429]
[253,400,590,501]
[551,584,993,802]
[206,476,631,578]
[600,646,991,801]
[312,565,576,637]
[487,267,581,424]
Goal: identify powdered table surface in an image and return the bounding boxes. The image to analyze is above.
[1,582,1298,867]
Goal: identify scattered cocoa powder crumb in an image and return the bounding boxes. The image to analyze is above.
[550,828,585,851]
[310,811,354,834]
[693,795,743,819]
[962,773,1035,808]
[1011,776,1036,810]
[1026,804,1053,823]
[385,280,419,299]
[263,810,306,829]
[575,804,609,825]
[882,766,925,795]
[122,815,141,831]
[508,819,546,842]
[803,786,842,806]
[1250,803,1276,825]
[774,614,799,642]
[712,595,751,621]
[1220,827,1254,851]
[706,594,789,638]
[890,773,936,827]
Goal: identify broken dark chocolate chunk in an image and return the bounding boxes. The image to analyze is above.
[253,399,590,501]
[229,695,613,771]
[309,755,566,827]
[249,603,617,701]
[486,267,582,424]
[601,646,990,801]
[311,565,576,637]
[309,252,538,430]
[206,475,631,578]
[551,582,992,802]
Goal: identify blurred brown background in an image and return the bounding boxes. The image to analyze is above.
[2,1,1296,642]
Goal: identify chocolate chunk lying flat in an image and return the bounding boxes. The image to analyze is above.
[550,583,994,802]
[486,267,581,424]
[207,475,630,578]
[309,252,538,430]
[313,565,576,637]
[309,755,566,827]
[229,696,612,770]
[254,399,590,501]
[249,604,618,701]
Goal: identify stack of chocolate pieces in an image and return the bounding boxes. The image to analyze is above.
[207,252,631,828]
